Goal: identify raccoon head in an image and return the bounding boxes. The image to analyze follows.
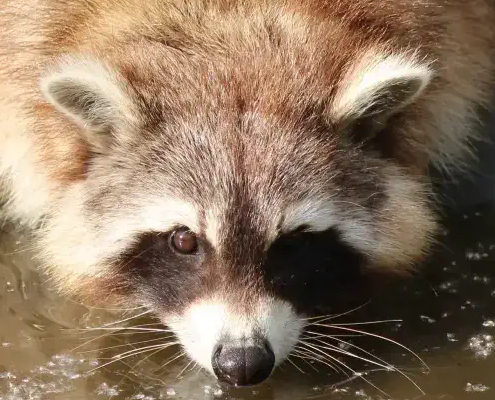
[38,46,435,386]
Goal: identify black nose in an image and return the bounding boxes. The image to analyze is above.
[211,341,275,386]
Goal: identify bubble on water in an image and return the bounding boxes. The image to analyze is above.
[465,383,490,392]
[473,275,491,284]
[464,300,477,309]
[467,334,495,359]
[355,389,370,398]
[483,320,495,328]
[339,341,352,351]
[204,385,211,394]
[131,394,155,400]
[438,280,458,293]
[420,315,436,324]
[213,388,223,397]
[466,251,483,260]
[332,387,349,394]
[447,333,458,342]
[165,388,176,396]
[96,382,119,397]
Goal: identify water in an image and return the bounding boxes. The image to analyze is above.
[1,205,495,400]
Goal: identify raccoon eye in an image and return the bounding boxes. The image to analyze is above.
[170,227,198,255]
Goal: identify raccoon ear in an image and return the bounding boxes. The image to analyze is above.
[332,54,432,132]
[41,57,133,148]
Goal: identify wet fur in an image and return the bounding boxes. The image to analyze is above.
[0,0,494,380]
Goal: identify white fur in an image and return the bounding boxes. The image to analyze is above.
[0,93,53,225]
[204,208,222,249]
[283,198,374,254]
[333,52,432,121]
[41,189,199,279]
[165,298,304,373]
[40,56,137,136]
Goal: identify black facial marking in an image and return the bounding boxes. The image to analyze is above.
[264,227,371,315]
[112,221,375,317]
[112,231,211,312]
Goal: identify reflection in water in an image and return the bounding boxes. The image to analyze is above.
[1,205,495,399]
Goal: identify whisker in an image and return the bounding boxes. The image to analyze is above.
[85,342,179,375]
[112,343,175,359]
[302,338,394,372]
[81,330,174,337]
[77,336,175,355]
[305,333,364,340]
[153,350,186,374]
[186,361,199,376]
[287,357,306,374]
[305,296,379,324]
[308,334,425,394]
[298,341,389,397]
[117,345,171,389]
[290,351,320,372]
[177,358,196,378]
[70,329,125,353]
[66,327,174,333]
[66,299,149,312]
[294,345,346,376]
[101,309,153,327]
[312,323,429,371]
[316,319,402,327]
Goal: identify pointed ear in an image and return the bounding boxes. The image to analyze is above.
[41,56,134,148]
[332,53,432,132]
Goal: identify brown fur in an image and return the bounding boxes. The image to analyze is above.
[1,0,494,181]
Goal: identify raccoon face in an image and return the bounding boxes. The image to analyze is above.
[38,49,436,386]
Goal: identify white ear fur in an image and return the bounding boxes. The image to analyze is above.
[41,56,132,146]
[332,53,432,127]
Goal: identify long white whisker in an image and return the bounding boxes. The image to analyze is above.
[307,333,425,394]
[86,342,178,374]
[70,330,124,353]
[153,350,187,373]
[305,296,381,324]
[77,336,175,355]
[303,338,394,372]
[298,341,389,397]
[112,343,175,359]
[290,353,320,372]
[177,358,195,378]
[294,345,347,376]
[321,319,403,327]
[312,323,429,371]
[287,357,306,374]
[116,345,171,389]
[101,309,153,327]
[67,327,174,333]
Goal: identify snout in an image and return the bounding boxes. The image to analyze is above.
[165,299,304,387]
[211,339,275,386]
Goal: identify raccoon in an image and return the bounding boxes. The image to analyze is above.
[0,0,494,387]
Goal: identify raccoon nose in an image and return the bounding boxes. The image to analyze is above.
[211,341,275,386]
